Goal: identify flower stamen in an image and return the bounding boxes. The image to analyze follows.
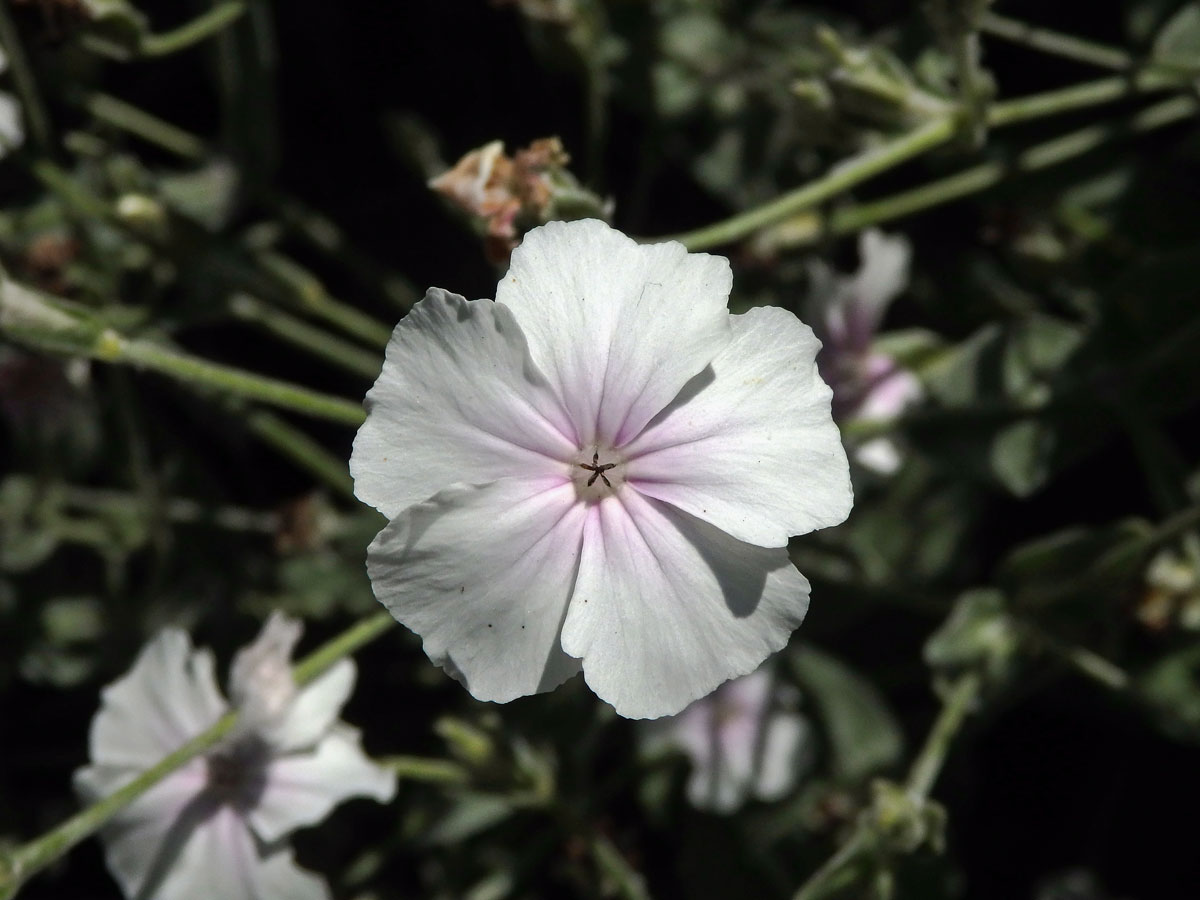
[579,451,617,488]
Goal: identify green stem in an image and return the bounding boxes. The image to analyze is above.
[986,69,1179,127]
[1,610,394,896]
[379,755,470,785]
[256,251,394,350]
[291,610,395,684]
[0,278,365,426]
[29,158,119,219]
[0,0,52,151]
[120,337,365,425]
[1041,633,1130,691]
[267,194,421,312]
[243,407,357,500]
[591,833,652,900]
[83,93,206,160]
[672,69,1186,250]
[790,673,981,900]
[905,673,981,800]
[674,116,958,250]
[231,293,382,380]
[792,830,871,900]
[139,2,247,57]
[980,12,1133,71]
[65,92,416,317]
[828,95,1198,236]
[1,715,237,898]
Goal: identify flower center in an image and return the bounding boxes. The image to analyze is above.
[205,737,270,811]
[571,448,626,501]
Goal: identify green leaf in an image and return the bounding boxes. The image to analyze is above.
[418,793,517,847]
[1135,645,1200,743]
[914,314,1085,496]
[789,645,903,783]
[1152,3,1200,71]
[924,589,1020,689]
[998,519,1153,608]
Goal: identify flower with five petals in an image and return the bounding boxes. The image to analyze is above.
[74,613,396,900]
[640,661,812,813]
[353,219,852,719]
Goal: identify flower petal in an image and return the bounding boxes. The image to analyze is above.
[249,724,397,843]
[662,669,775,813]
[351,288,577,518]
[229,611,303,741]
[495,219,733,447]
[138,804,329,900]
[367,476,585,703]
[89,629,228,768]
[83,777,217,900]
[623,305,852,548]
[752,711,811,803]
[851,229,911,336]
[1,93,25,158]
[247,841,330,900]
[268,659,355,753]
[806,229,910,351]
[560,490,811,719]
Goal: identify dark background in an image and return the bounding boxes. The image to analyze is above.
[4,1,1200,897]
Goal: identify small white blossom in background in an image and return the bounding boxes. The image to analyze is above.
[352,218,852,720]
[74,613,396,900]
[1,45,25,158]
[806,228,922,475]
[641,661,812,813]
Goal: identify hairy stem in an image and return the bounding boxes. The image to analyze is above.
[673,68,1186,250]
[139,2,247,57]
[980,12,1133,71]
[905,673,981,800]
[827,94,1197,237]
[0,278,365,426]
[83,93,207,160]
[243,408,357,499]
[231,293,383,380]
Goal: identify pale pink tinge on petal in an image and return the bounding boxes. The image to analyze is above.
[269,659,355,754]
[857,355,923,423]
[89,630,227,769]
[351,289,577,519]
[753,711,812,803]
[495,219,733,447]
[643,664,810,812]
[249,724,397,843]
[851,229,911,339]
[562,491,810,719]
[229,611,302,739]
[368,476,586,703]
[72,765,211,899]
[622,306,852,548]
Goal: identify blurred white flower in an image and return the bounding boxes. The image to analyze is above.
[74,613,396,900]
[642,662,812,813]
[1,45,25,157]
[353,218,852,719]
[807,228,922,474]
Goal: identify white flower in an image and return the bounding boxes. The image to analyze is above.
[352,218,852,719]
[1,46,25,158]
[641,662,812,813]
[806,229,922,475]
[74,614,396,900]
